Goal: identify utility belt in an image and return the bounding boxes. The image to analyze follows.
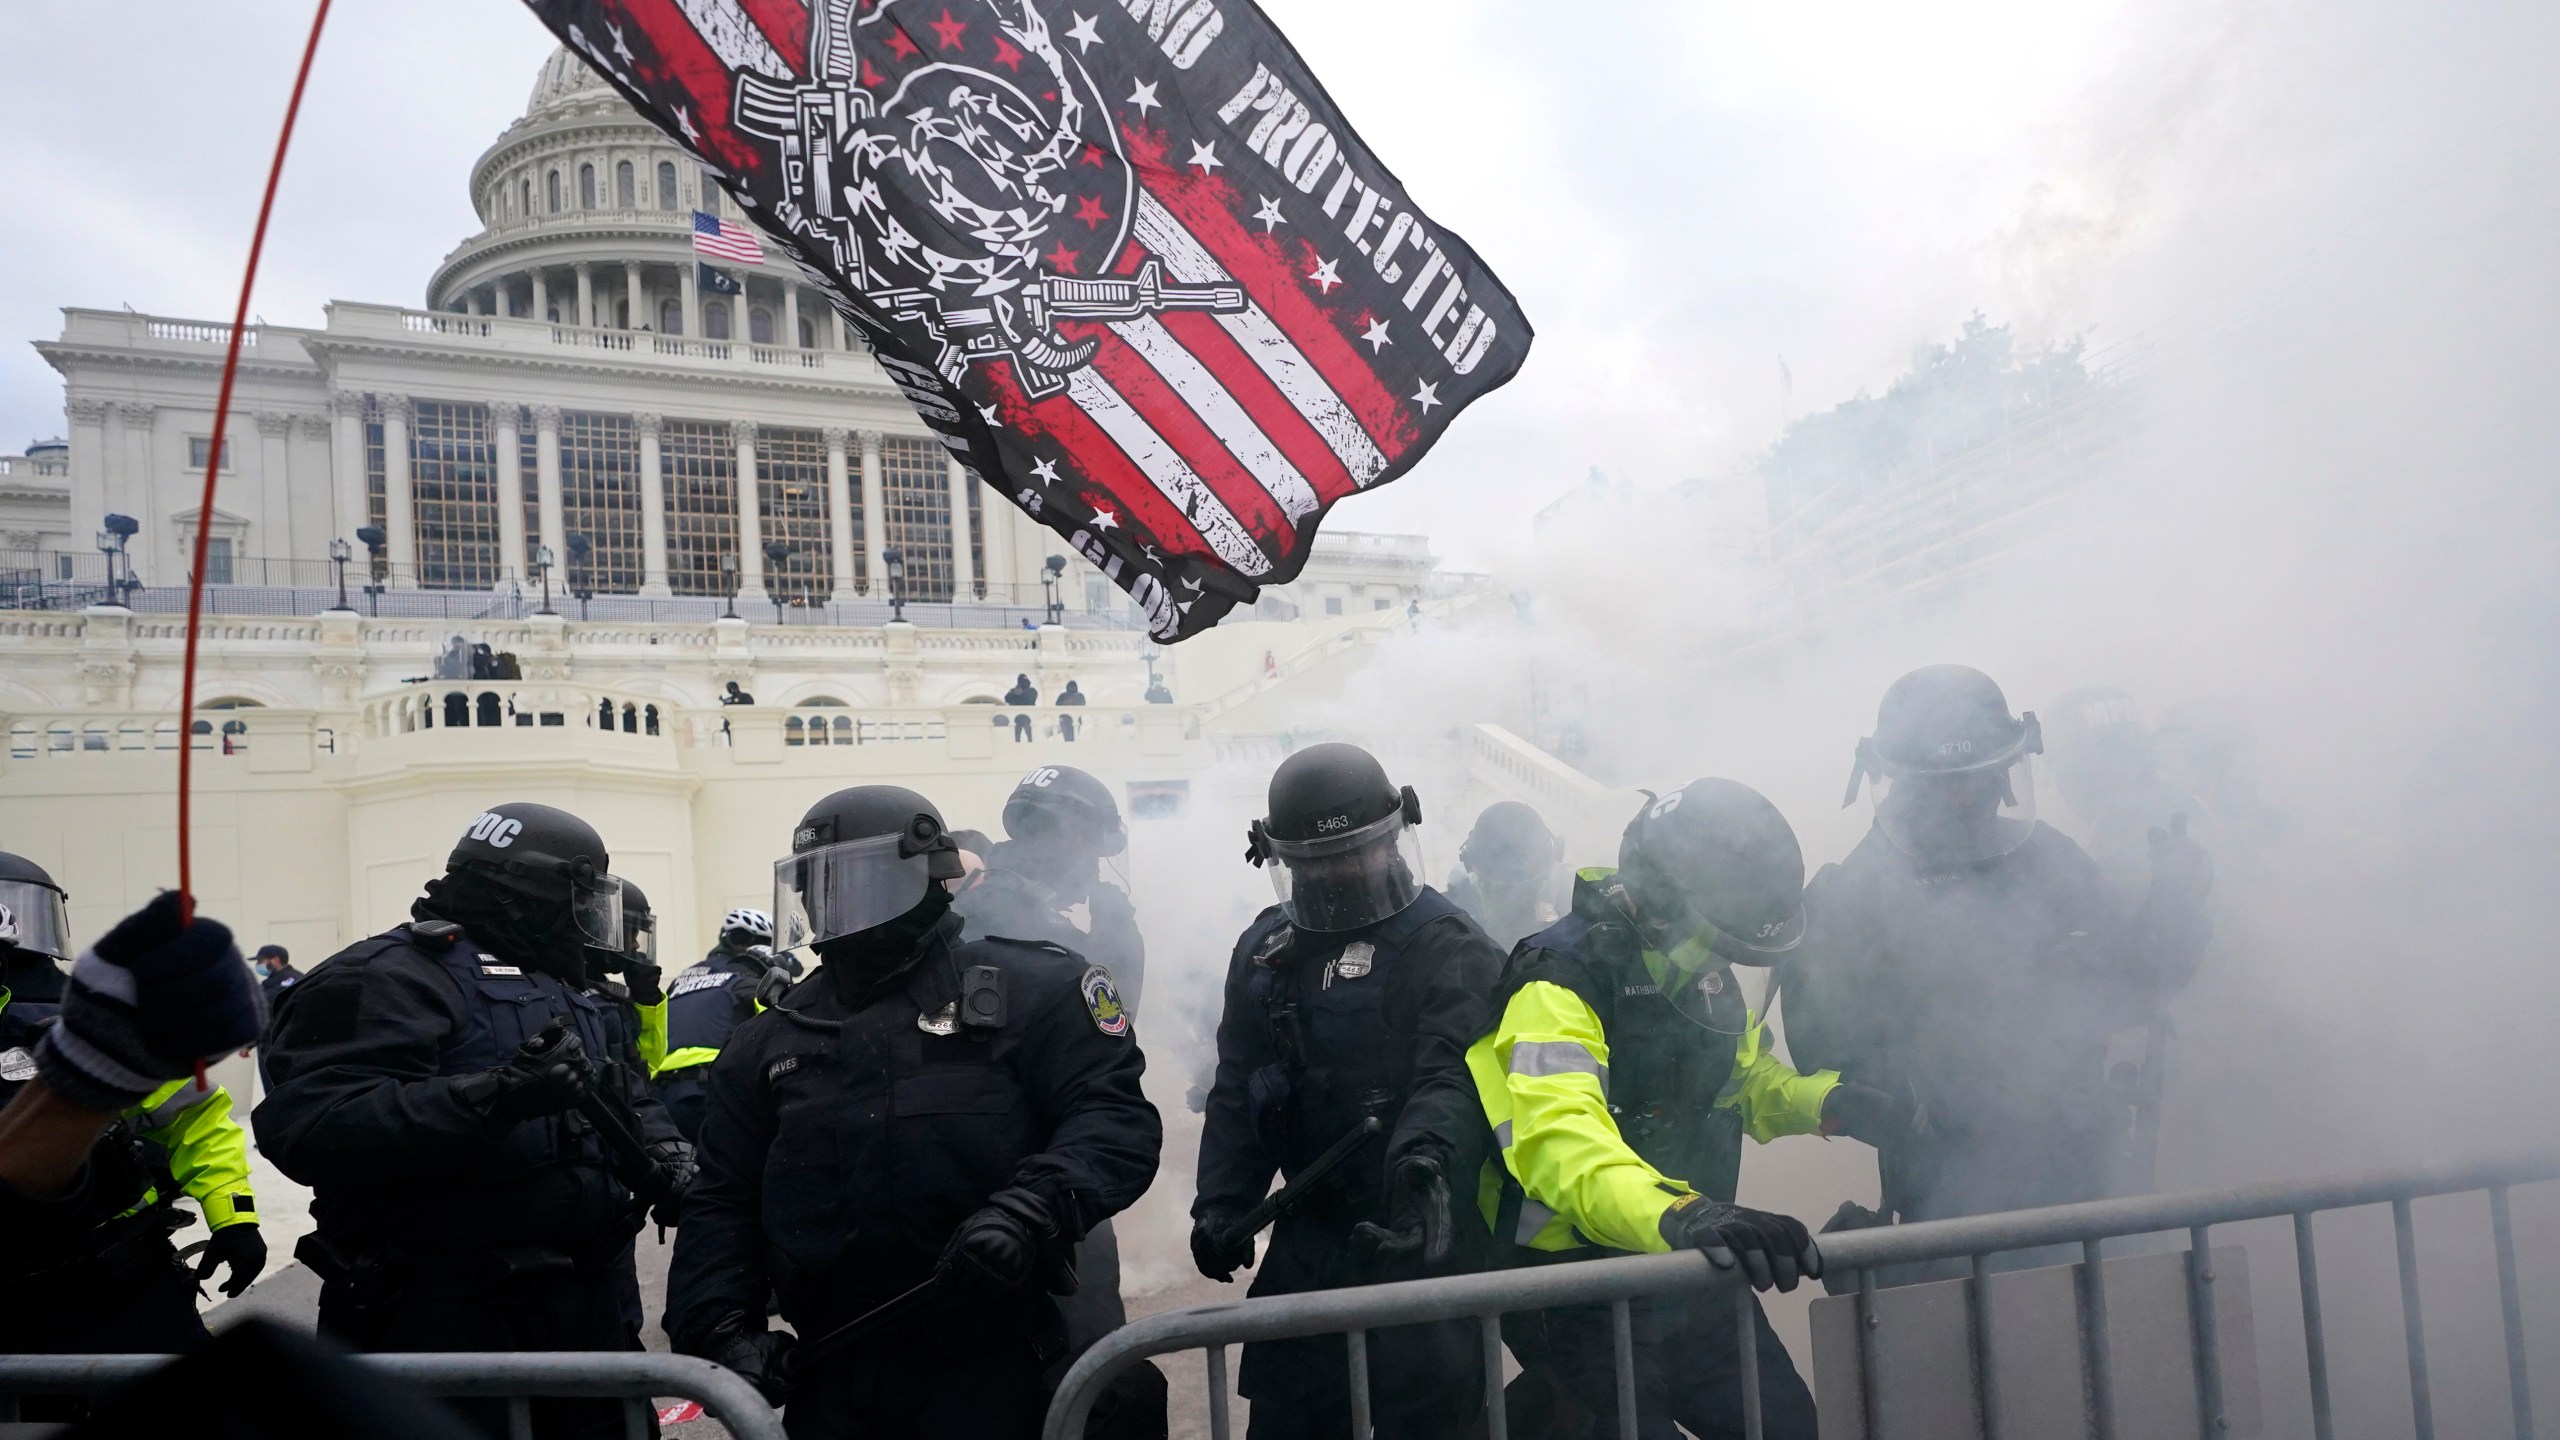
[296,1230,628,1302]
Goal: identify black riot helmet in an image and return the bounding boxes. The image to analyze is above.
[0,851,73,964]
[614,877,657,966]
[1844,666,2043,863]
[1460,801,1563,884]
[1615,779,1805,965]
[1246,743,1425,933]
[774,785,967,953]
[1002,765,1127,859]
[442,803,623,949]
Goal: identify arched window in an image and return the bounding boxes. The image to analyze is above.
[476,692,502,727]
[579,163,597,209]
[834,715,854,744]
[444,693,471,728]
[519,178,530,218]
[598,697,615,729]
[798,315,817,348]
[657,161,678,210]
[616,160,635,208]
[546,170,561,213]
[705,301,732,341]
[784,716,806,747]
[750,307,775,345]
[644,705,661,736]
[621,703,638,733]
[660,297,683,335]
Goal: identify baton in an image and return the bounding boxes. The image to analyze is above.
[785,1276,940,1377]
[522,1021,676,1208]
[1236,1114,1385,1238]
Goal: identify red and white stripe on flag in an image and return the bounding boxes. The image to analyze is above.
[692,211,764,264]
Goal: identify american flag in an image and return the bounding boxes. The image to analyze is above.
[692,210,764,265]
[527,0,1527,640]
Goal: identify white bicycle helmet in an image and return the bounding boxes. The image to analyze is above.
[721,907,775,945]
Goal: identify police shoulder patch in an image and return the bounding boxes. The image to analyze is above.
[1079,965,1131,1038]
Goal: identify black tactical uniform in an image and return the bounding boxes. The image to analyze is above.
[1194,745,1503,1440]
[1443,800,1573,950]
[954,764,1149,1362]
[258,804,677,1440]
[581,878,691,1345]
[666,785,1161,1440]
[1781,667,2212,1273]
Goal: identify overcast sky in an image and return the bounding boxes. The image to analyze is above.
[0,0,2501,568]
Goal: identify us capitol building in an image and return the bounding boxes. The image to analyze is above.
[0,49,1617,966]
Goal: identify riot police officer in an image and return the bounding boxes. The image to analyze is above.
[1778,666,2213,1265]
[1470,782,1856,1440]
[652,907,797,1143]
[257,804,686,1440]
[1192,744,1505,1440]
[952,764,1148,1364]
[665,785,1161,1439]
[0,867,268,1367]
[581,878,693,1345]
[1444,800,1572,949]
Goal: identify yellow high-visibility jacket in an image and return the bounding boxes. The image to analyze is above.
[1466,869,1835,1254]
[126,1078,260,1233]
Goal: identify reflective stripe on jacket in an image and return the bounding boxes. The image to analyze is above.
[131,1078,257,1230]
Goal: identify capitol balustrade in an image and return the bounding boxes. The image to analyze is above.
[334,302,878,381]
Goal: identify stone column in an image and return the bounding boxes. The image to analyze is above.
[254,411,295,564]
[829,306,847,352]
[574,263,595,328]
[783,285,802,349]
[637,412,671,595]
[67,397,110,553]
[493,404,527,582]
[491,281,511,319]
[531,271,550,324]
[380,394,417,587]
[680,263,700,340]
[532,404,567,570]
[732,420,766,603]
[329,391,365,546]
[946,454,977,600]
[624,262,644,332]
[463,291,483,317]
[822,427,855,602]
[981,473,1015,602]
[114,404,156,578]
[857,430,887,595]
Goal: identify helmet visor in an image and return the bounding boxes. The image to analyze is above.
[0,880,71,962]
[1872,762,2039,865]
[1266,810,1424,933]
[570,874,625,950]
[620,906,657,966]
[774,833,936,951]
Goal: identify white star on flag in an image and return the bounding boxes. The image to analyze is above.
[1030,457,1061,484]
[1412,381,1441,412]
[1361,317,1392,351]
[978,403,1001,428]
[1091,509,1120,531]
[1253,197,1286,231]
[1308,258,1342,293]
[1186,140,1220,174]
[1066,13,1101,51]
[1129,81,1162,117]
[675,105,699,143]
[607,22,635,62]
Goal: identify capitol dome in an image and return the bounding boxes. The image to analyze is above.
[425,49,810,346]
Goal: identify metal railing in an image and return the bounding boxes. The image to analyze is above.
[0,1350,780,1440]
[1043,1148,2560,1440]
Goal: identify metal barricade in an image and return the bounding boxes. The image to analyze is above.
[1042,1148,2560,1440]
[0,1350,784,1440]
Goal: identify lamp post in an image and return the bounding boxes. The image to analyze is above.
[327,537,353,612]
[533,544,557,616]
[763,539,791,624]
[719,552,739,619]
[97,512,139,605]
[356,525,387,616]
[883,546,906,623]
[567,534,593,621]
[1041,553,1067,626]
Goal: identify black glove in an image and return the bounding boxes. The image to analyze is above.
[937,1188,1064,1300]
[1353,1154,1452,1268]
[193,1222,268,1299]
[646,1137,697,1227]
[1190,1211,1255,1283]
[2146,813,2214,909]
[453,1021,588,1125]
[35,892,264,1113]
[623,961,665,1007]
[710,1322,795,1408]
[1821,1084,1920,1148]
[1657,1195,1821,1293]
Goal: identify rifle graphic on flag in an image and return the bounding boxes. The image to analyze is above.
[522,0,1530,639]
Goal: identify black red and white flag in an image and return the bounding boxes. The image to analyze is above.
[521,0,1530,639]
